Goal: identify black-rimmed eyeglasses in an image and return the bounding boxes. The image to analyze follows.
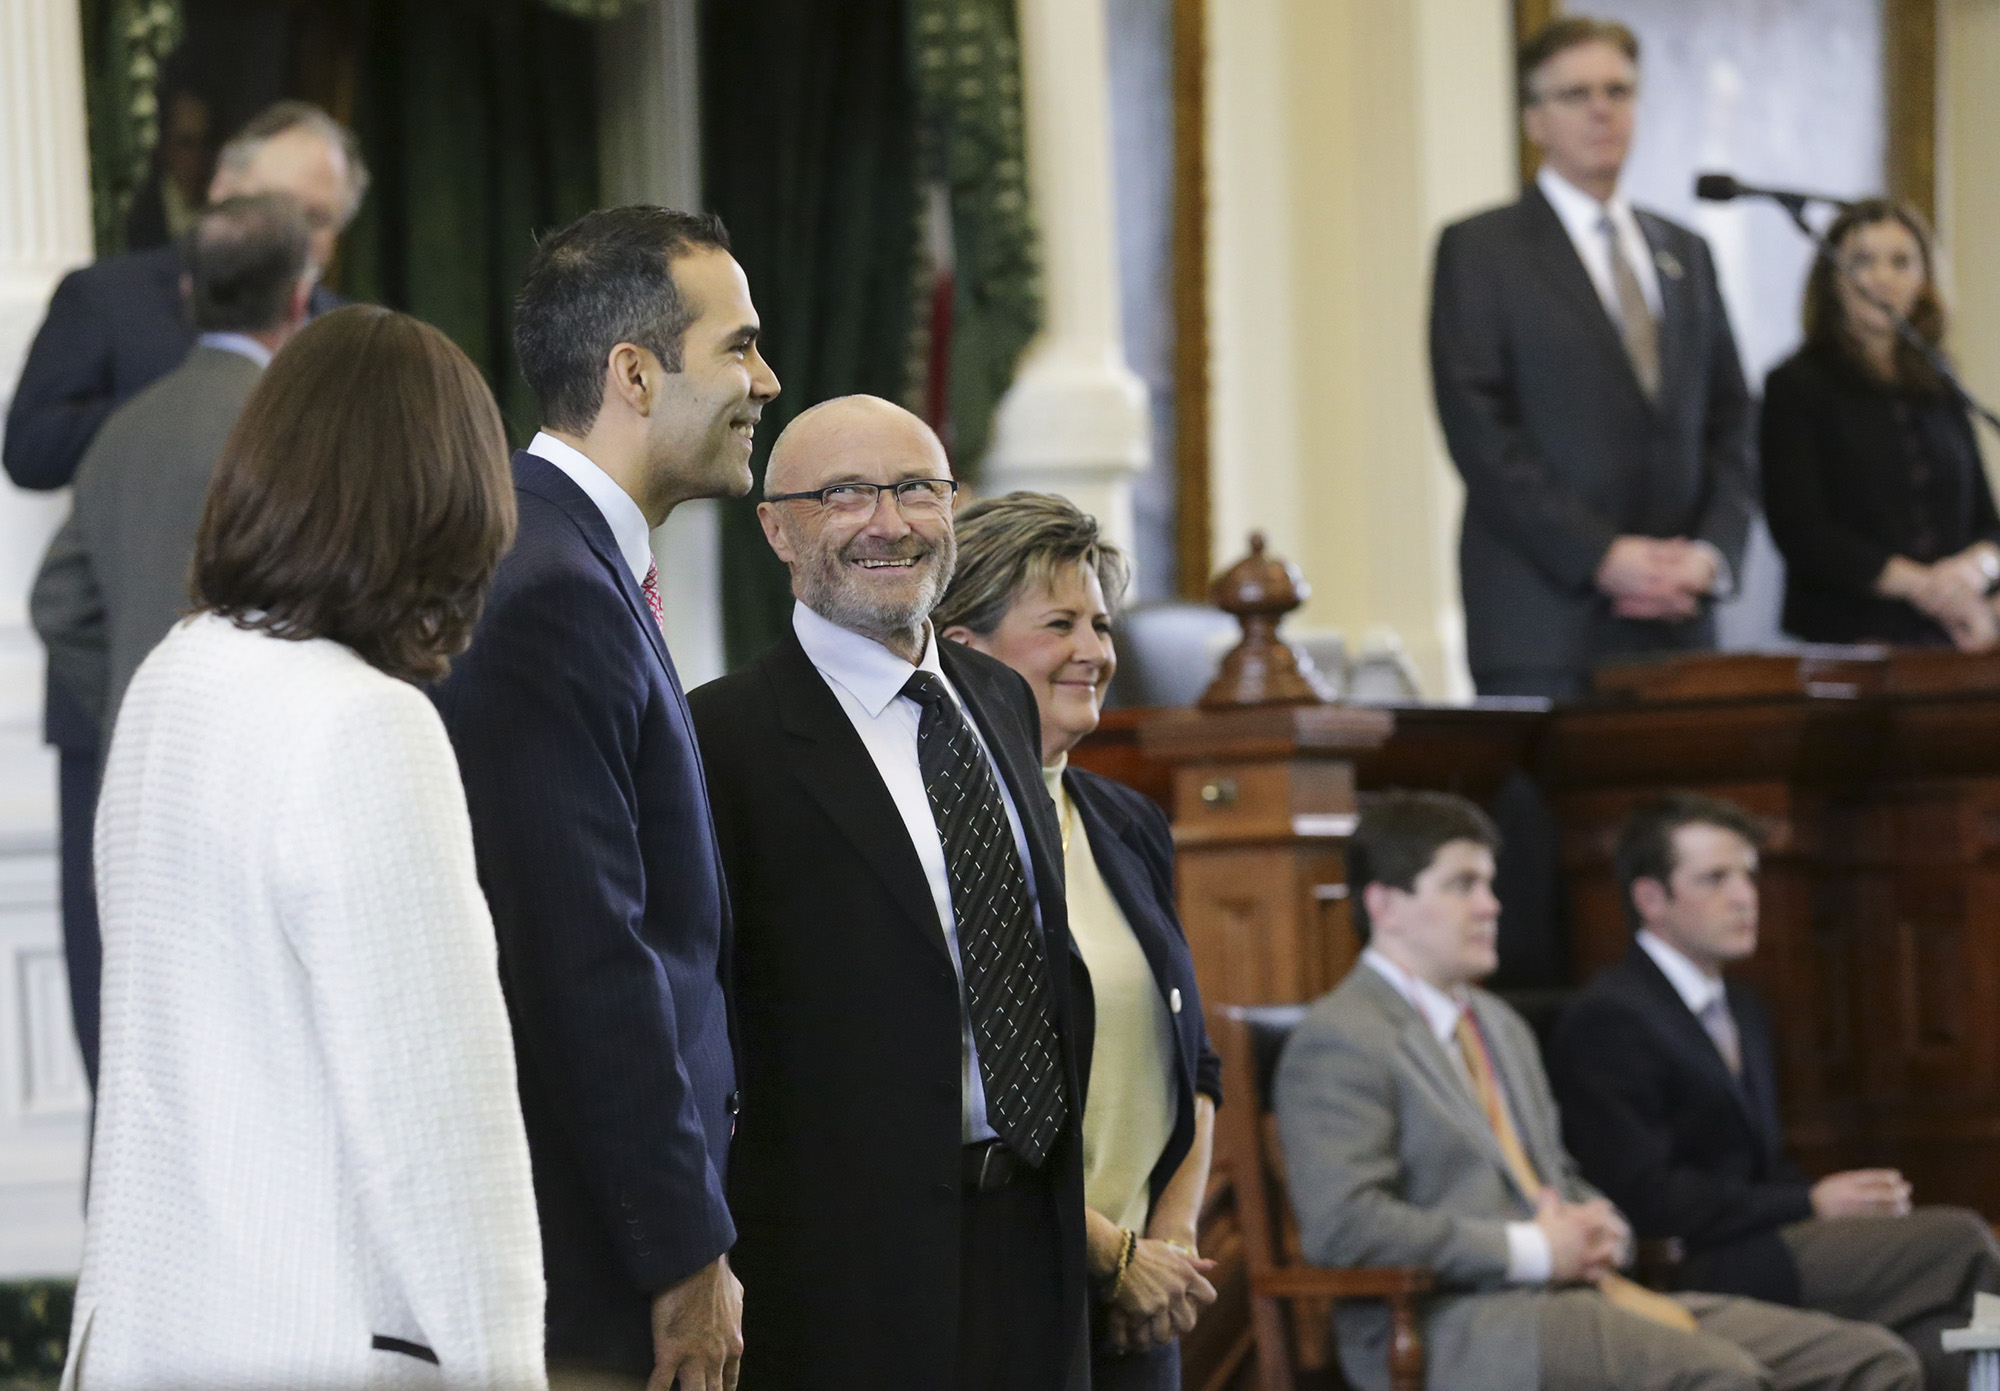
[765,479,960,515]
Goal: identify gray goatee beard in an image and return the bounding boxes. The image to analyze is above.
[801,533,957,654]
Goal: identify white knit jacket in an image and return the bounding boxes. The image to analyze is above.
[66,613,546,1390]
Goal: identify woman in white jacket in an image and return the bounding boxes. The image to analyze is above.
[65,303,545,1390]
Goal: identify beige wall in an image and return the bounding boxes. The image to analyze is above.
[1942,0,2000,465]
[1207,0,1515,700]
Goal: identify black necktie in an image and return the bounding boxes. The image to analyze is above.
[901,672,1067,1165]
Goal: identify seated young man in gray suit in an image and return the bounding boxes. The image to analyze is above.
[1274,791,1920,1391]
[1550,794,2000,1391]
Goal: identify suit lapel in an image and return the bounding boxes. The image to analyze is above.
[1354,970,1531,1200]
[1639,212,1694,407]
[767,631,953,964]
[1470,992,1566,1196]
[1064,775,1172,980]
[1728,980,1789,1164]
[1522,186,1667,412]
[1625,947,1760,1125]
[514,451,677,681]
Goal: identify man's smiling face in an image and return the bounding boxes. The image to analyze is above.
[757,397,957,653]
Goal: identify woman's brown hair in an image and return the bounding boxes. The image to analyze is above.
[192,304,517,683]
[1802,198,1949,395]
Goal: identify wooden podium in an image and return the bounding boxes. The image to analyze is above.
[1135,704,1392,1008]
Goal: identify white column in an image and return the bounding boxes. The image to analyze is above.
[598,0,726,687]
[982,0,1151,564]
[0,0,95,1276]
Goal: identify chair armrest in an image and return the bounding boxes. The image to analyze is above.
[1252,1265,1435,1300]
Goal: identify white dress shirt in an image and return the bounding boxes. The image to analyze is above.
[527,431,652,584]
[1636,930,1728,1017]
[195,330,273,368]
[1538,165,1662,322]
[791,600,1045,1143]
[1363,948,1553,1284]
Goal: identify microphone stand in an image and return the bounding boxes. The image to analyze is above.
[1765,192,2000,434]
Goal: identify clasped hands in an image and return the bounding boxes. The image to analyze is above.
[1878,547,2000,651]
[1534,1187,1632,1284]
[1595,536,1718,621]
[1096,1225,1219,1356]
[1811,1168,1913,1220]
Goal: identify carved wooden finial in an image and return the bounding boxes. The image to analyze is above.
[1199,532,1335,709]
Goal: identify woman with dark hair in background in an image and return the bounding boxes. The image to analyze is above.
[65,306,545,1390]
[1762,198,2000,649]
[938,491,1220,1391]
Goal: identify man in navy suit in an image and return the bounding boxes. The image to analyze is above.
[1549,793,2000,1390]
[5,100,361,1093]
[432,206,779,1391]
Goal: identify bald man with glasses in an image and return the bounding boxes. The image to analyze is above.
[689,396,1090,1391]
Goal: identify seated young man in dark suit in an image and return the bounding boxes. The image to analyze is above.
[1548,792,2000,1390]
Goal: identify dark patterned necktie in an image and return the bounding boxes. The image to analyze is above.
[901,672,1067,1165]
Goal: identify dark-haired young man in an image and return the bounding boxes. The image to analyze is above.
[1549,793,2000,1390]
[1275,790,1920,1391]
[28,192,313,1089]
[433,206,780,1391]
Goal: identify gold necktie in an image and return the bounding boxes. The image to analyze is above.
[1454,1013,1697,1332]
[1454,1012,1542,1200]
[1601,213,1661,399]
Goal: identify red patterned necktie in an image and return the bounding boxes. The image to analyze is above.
[641,560,667,639]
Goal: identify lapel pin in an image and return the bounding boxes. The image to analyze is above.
[1655,250,1685,281]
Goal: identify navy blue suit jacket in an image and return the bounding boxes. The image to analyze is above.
[1548,945,1812,1304]
[7,243,340,749]
[432,452,737,1373]
[1063,767,1221,1213]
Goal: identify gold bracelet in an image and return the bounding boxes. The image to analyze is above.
[1105,1228,1139,1303]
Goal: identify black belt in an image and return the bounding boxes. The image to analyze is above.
[962,1138,1024,1192]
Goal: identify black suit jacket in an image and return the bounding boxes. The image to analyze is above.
[689,629,1089,1391]
[1547,945,1813,1304]
[1064,766,1221,1213]
[7,243,341,749]
[431,453,738,1373]
[1429,184,1754,682]
[1762,344,2000,645]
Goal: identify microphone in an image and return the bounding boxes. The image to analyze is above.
[1694,173,1851,211]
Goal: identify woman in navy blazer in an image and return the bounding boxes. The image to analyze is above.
[939,492,1222,1391]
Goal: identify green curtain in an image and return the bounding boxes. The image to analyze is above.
[78,0,184,253]
[339,0,602,442]
[909,0,1041,470]
[702,0,920,669]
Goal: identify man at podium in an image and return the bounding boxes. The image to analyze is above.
[1430,16,1753,701]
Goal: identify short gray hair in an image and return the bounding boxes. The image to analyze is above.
[934,491,1130,636]
[215,101,370,224]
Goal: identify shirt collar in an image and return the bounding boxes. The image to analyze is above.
[1637,930,1728,1014]
[526,432,653,585]
[791,599,946,718]
[1538,164,1636,242]
[196,331,273,369]
[1363,946,1469,1045]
